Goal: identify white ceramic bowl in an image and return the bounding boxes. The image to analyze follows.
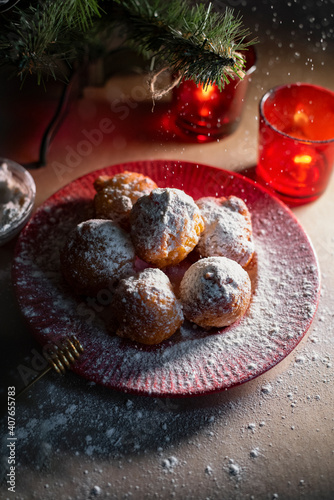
[0,158,36,246]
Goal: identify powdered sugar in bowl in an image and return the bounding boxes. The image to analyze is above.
[0,158,36,245]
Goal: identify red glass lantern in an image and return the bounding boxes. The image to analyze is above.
[172,46,256,142]
[257,83,334,206]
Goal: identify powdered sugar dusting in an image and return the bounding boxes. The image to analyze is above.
[113,268,183,344]
[73,219,135,276]
[4,161,329,500]
[196,196,254,267]
[93,171,157,228]
[61,219,136,295]
[0,161,30,233]
[12,164,320,396]
[130,188,204,267]
[94,171,157,201]
[179,256,251,328]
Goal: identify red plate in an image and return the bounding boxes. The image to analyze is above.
[13,160,320,397]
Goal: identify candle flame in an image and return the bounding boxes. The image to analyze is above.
[293,110,309,128]
[294,154,312,164]
[196,84,215,101]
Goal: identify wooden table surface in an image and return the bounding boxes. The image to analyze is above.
[1,3,333,499]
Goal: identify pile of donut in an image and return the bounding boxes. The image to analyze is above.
[60,171,254,345]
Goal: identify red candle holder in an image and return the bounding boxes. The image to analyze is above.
[257,83,334,206]
[172,46,256,142]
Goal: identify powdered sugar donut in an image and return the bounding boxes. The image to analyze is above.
[112,268,184,345]
[94,171,157,229]
[196,196,254,267]
[60,219,135,296]
[179,256,251,328]
[130,188,204,268]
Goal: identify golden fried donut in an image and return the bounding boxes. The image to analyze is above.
[112,268,184,345]
[179,256,251,328]
[130,188,205,268]
[196,195,254,267]
[93,171,157,229]
[60,219,135,296]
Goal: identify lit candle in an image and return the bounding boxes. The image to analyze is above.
[195,84,216,119]
[257,83,334,205]
[172,46,256,142]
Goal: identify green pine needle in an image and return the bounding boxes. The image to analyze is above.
[0,0,256,88]
[0,0,103,82]
[112,0,256,89]
[65,0,102,31]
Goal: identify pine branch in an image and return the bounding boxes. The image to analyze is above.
[0,0,256,89]
[64,0,102,31]
[0,0,103,83]
[112,0,255,89]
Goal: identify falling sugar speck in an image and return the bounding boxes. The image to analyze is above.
[250,447,260,458]
[92,485,102,496]
[205,465,213,475]
[261,384,272,394]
